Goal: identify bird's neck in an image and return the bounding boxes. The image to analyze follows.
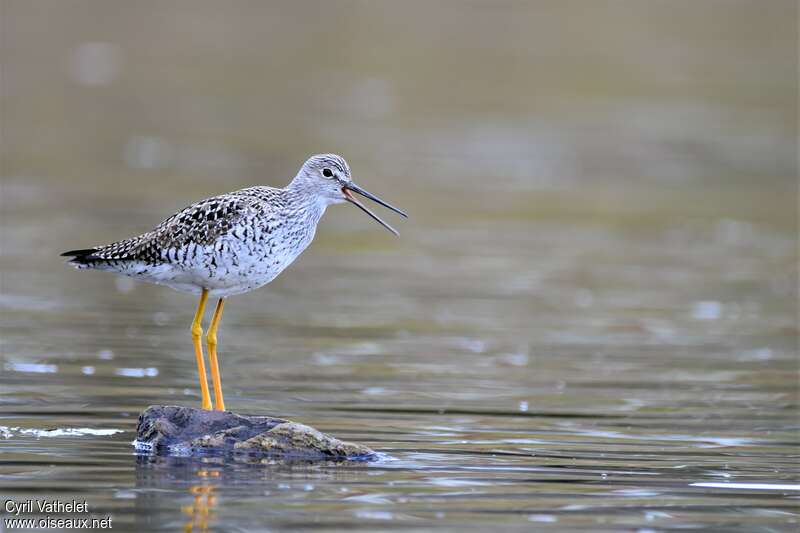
[282,185,328,224]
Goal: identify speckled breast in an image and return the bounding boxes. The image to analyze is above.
[181,205,324,296]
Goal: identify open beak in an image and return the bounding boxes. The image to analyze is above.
[342,182,408,236]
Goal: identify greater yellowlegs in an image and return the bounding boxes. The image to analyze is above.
[62,154,406,411]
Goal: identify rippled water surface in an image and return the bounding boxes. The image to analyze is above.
[2,1,798,531]
[2,179,797,531]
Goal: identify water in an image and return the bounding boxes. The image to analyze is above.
[2,179,797,530]
[1,1,798,531]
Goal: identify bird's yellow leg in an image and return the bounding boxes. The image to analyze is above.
[191,289,212,410]
[207,298,226,411]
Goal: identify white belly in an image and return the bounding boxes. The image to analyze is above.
[107,229,315,298]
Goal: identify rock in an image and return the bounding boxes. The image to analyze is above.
[135,405,376,461]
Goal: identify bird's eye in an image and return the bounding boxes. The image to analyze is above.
[322,168,334,178]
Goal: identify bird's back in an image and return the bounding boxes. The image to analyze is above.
[62,186,325,296]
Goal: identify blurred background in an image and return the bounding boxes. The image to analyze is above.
[1,1,798,531]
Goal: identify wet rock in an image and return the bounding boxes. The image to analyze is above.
[136,405,375,461]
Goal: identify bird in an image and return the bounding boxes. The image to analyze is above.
[62,154,406,411]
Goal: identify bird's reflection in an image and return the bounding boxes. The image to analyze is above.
[135,456,225,532]
[182,470,219,533]
[134,453,373,530]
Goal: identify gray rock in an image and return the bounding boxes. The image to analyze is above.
[135,405,376,461]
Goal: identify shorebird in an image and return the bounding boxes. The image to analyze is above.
[62,154,406,411]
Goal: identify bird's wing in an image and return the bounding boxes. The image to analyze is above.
[75,191,270,265]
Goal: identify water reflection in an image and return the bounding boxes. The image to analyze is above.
[183,478,218,533]
[134,455,386,530]
[135,458,220,532]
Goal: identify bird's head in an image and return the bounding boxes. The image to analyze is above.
[294,153,407,235]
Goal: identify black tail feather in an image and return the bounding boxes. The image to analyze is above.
[61,248,99,258]
[61,248,104,267]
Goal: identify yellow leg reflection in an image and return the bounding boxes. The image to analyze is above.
[191,288,212,411]
[182,470,219,533]
[206,298,226,411]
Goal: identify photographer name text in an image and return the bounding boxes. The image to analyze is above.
[4,499,112,529]
[6,499,88,515]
